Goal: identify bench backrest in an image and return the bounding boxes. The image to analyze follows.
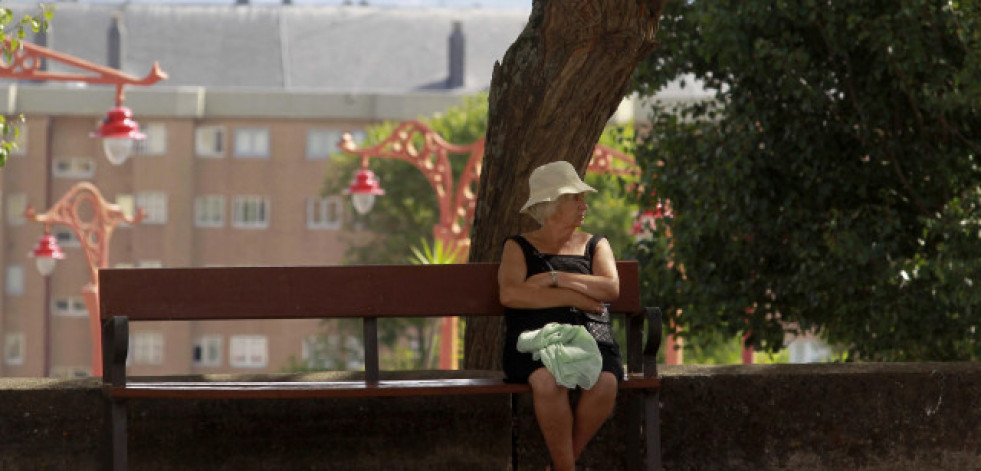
[99,261,642,321]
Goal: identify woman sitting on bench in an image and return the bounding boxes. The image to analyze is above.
[498,161,623,471]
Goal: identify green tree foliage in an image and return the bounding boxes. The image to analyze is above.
[0,6,53,167]
[631,0,981,361]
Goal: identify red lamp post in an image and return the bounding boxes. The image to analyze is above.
[341,121,485,260]
[24,183,145,377]
[3,39,166,376]
[1,39,167,165]
[340,120,641,370]
[341,122,483,370]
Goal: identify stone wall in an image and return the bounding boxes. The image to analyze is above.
[656,362,981,471]
[1,363,979,470]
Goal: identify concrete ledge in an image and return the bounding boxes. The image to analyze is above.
[658,362,981,471]
[1,363,979,470]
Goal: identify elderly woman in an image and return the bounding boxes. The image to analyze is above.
[498,160,623,471]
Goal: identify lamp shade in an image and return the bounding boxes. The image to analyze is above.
[91,105,145,165]
[344,168,385,215]
[29,233,66,277]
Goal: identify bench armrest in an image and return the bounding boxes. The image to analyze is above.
[643,307,662,378]
[102,316,129,387]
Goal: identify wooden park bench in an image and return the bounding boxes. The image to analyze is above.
[99,262,663,471]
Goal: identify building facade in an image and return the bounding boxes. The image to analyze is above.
[0,2,531,377]
[0,85,485,377]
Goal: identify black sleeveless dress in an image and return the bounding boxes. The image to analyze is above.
[502,234,624,384]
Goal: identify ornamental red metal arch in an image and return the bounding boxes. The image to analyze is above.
[339,120,640,260]
[1,39,167,105]
[24,183,145,377]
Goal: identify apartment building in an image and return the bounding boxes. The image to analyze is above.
[0,2,530,377]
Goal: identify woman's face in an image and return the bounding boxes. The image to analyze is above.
[549,193,589,227]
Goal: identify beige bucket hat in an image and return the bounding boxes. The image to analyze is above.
[520,161,596,213]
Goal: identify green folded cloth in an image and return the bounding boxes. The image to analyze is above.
[516,322,602,389]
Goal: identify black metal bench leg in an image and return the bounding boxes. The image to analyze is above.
[106,398,128,471]
[627,392,643,471]
[645,390,662,471]
[510,393,519,471]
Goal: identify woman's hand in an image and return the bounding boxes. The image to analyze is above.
[572,296,606,314]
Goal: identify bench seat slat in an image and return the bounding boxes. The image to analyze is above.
[105,377,661,399]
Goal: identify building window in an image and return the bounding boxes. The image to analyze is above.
[306,128,342,160]
[136,192,168,224]
[6,193,27,225]
[229,335,267,368]
[131,331,164,365]
[115,194,135,227]
[137,260,163,268]
[135,122,167,156]
[194,195,225,228]
[54,228,81,248]
[195,126,225,157]
[5,265,24,295]
[232,195,270,229]
[193,336,223,367]
[234,128,270,158]
[788,338,833,364]
[52,157,95,179]
[50,366,90,378]
[53,296,88,317]
[346,130,367,146]
[4,333,25,366]
[306,196,343,230]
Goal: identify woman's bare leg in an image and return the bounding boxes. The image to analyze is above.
[528,368,575,471]
[572,372,618,459]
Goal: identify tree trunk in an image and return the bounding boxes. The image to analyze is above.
[464,0,668,369]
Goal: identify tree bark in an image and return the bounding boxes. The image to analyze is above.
[464,0,668,369]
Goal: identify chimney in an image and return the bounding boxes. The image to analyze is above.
[447,21,465,89]
[33,27,48,77]
[108,13,124,70]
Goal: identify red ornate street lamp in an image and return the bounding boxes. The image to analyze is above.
[340,120,640,370]
[3,39,166,376]
[341,121,485,259]
[1,39,167,164]
[24,183,145,377]
[341,121,641,260]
